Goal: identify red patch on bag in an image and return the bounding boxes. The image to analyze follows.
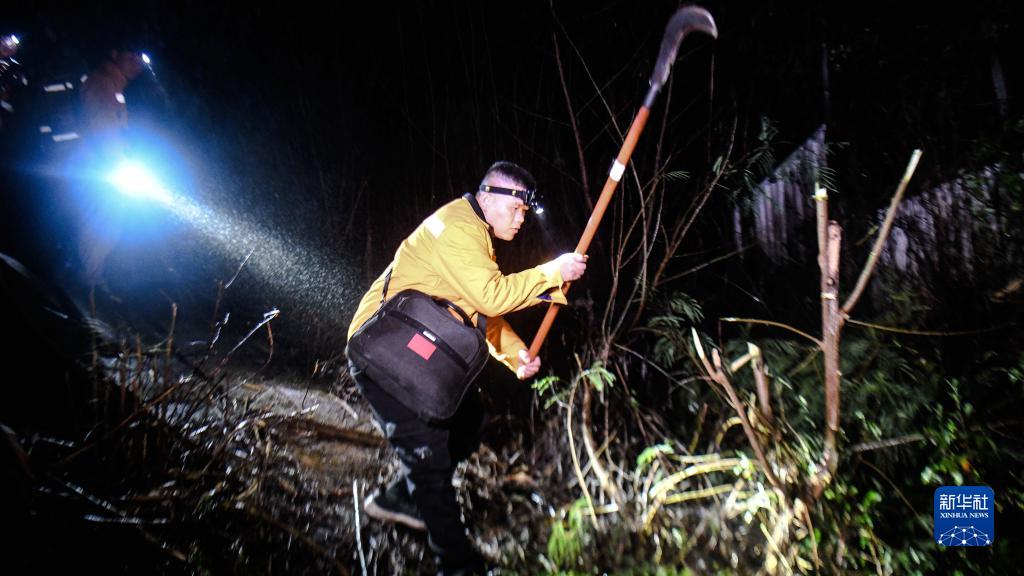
[407,333,437,361]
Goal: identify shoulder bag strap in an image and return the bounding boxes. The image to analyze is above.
[379,265,393,306]
[381,263,486,335]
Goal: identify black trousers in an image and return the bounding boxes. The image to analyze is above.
[349,361,487,575]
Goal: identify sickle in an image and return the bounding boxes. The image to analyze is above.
[528,6,717,358]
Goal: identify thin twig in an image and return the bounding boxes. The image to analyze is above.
[649,116,738,296]
[213,308,281,376]
[83,514,169,525]
[241,504,350,575]
[691,330,783,493]
[842,150,922,313]
[748,343,773,425]
[553,33,592,214]
[275,417,384,448]
[642,458,743,530]
[353,479,368,576]
[857,458,931,534]
[846,318,1015,337]
[658,243,754,285]
[720,317,822,346]
[225,248,256,289]
[51,479,188,562]
[850,433,925,453]
[567,360,599,529]
[581,375,624,510]
[260,320,276,371]
[662,482,739,505]
[163,302,177,423]
[612,342,707,388]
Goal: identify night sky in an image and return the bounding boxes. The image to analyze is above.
[3,0,1022,361]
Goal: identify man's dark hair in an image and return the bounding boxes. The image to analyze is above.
[480,160,536,192]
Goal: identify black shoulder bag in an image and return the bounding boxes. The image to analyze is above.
[346,268,489,421]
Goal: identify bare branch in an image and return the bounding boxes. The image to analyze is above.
[842,149,922,314]
[582,379,625,511]
[748,343,773,425]
[846,318,1015,337]
[659,243,754,285]
[691,330,783,493]
[553,33,593,214]
[566,363,599,529]
[720,317,822,346]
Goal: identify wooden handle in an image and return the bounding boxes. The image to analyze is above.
[527,103,653,357]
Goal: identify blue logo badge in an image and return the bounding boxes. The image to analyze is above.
[934,486,994,546]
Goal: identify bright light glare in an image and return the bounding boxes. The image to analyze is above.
[10,35,19,45]
[535,205,545,215]
[141,53,151,65]
[109,163,173,205]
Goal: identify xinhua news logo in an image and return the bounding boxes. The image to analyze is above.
[934,486,995,547]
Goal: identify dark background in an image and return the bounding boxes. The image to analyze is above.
[2,0,1021,368]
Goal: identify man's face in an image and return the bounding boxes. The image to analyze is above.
[0,36,18,58]
[481,181,529,241]
[116,52,145,80]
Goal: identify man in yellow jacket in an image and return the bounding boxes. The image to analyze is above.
[347,161,586,574]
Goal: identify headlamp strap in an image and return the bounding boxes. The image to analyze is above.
[478,184,536,206]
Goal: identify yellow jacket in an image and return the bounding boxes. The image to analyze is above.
[347,195,567,373]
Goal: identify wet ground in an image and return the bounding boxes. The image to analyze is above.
[1,246,560,574]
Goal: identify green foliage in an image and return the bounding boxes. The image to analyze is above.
[715,116,779,205]
[818,479,937,576]
[744,117,778,191]
[809,344,1023,575]
[1008,354,1024,384]
[581,362,615,393]
[532,375,566,410]
[663,170,691,183]
[518,115,1024,576]
[635,442,674,476]
[532,361,616,410]
[704,299,1021,574]
[814,140,848,192]
[667,293,704,324]
[920,378,974,487]
[647,292,703,368]
[545,498,589,571]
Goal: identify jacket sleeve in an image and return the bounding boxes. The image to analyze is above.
[81,77,121,133]
[485,315,527,373]
[81,77,126,158]
[432,221,567,318]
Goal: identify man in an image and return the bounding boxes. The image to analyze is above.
[347,161,587,575]
[80,49,144,156]
[75,49,145,289]
[0,34,25,133]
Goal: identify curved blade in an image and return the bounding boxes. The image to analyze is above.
[649,6,718,90]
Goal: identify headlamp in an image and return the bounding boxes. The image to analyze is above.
[478,184,541,211]
[109,162,173,205]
